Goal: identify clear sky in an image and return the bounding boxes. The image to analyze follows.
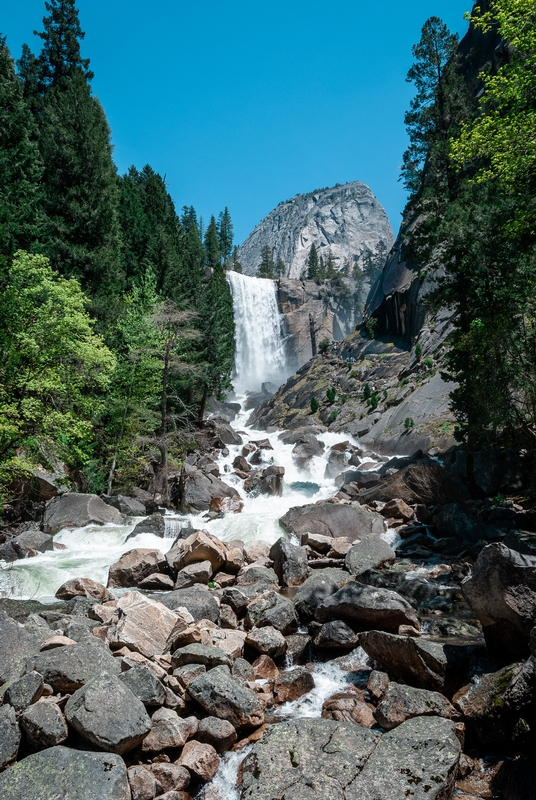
[2,1,472,243]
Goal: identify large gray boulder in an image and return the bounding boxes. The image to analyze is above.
[107,548,166,588]
[315,581,420,633]
[0,529,53,562]
[462,543,536,661]
[20,701,68,748]
[177,463,240,513]
[0,610,42,685]
[269,537,308,587]
[345,536,395,576]
[171,643,232,670]
[101,494,146,516]
[118,664,167,707]
[346,716,461,800]
[240,717,381,800]
[293,568,351,621]
[156,585,220,623]
[0,746,130,800]
[126,513,166,539]
[0,705,20,768]
[246,592,299,635]
[280,502,384,543]
[210,416,243,446]
[34,640,121,693]
[43,493,123,534]
[65,671,151,754]
[188,664,264,729]
[374,682,458,730]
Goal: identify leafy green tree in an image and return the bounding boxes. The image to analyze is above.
[218,207,233,267]
[0,251,114,469]
[0,37,44,257]
[258,244,274,278]
[307,242,319,279]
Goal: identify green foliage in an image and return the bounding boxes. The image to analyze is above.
[423,357,434,368]
[310,396,319,413]
[218,207,233,267]
[326,387,336,404]
[258,244,274,278]
[307,243,319,279]
[404,417,415,429]
[415,342,423,359]
[275,257,286,278]
[363,383,372,401]
[365,318,378,339]
[369,393,379,410]
[319,338,330,354]
[328,410,338,424]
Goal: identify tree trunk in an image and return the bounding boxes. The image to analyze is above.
[309,313,317,357]
[199,386,208,423]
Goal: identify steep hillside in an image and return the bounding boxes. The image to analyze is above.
[237,181,394,278]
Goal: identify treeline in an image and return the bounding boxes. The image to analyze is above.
[399,0,536,448]
[0,0,236,506]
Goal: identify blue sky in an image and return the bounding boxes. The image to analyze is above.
[2,1,471,242]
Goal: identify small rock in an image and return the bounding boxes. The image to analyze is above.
[128,513,166,538]
[175,560,213,589]
[375,682,459,730]
[108,548,166,588]
[0,706,20,768]
[141,708,198,752]
[269,537,308,587]
[246,626,287,658]
[188,665,265,729]
[313,620,359,649]
[40,635,77,650]
[367,670,389,701]
[252,655,279,680]
[177,740,220,782]
[119,664,167,706]
[128,765,157,800]
[34,639,120,692]
[5,671,44,711]
[321,690,376,727]
[196,716,237,753]
[246,591,298,635]
[20,701,68,748]
[55,577,113,602]
[150,763,190,794]
[171,643,232,670]
[274,667,314,703]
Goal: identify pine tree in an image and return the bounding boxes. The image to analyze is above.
[34,0,93,89]
[199,263,235,418]
[218,207,233,267]
[307,243,319,279]
[0,37,44,256]
[326,250,337,278]
[275,257,286,278]
[117,169,149,287]
[204,216,221,271]
[258,245,274,278]
[180,206,206,302]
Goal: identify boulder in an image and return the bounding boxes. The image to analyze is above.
[344,536,395,576]
[313,620,359,649]
[177,740,220,782]
[346,716,461,799]
[461,543,536,661]
[157,585,220,623]
[0,746,130,800]
[293,567,352,621]
[237,565,279,587]
[196,716,237,753]
[374,682,458,730]
[246,626,287,658]
[119,664,167,706]
[55,577,113,602]
[291,435,325,468]
[210,416,243,446]
[127,513,166,539]
[280,502,384,543]
[381,498,414,521]
[359,630,486,694]
[0,705,20,768]
[274,667,314,703]
[102,495,147,516]
[321,691,376,727]
[171,643,232,670]
[128,765,157,800]
[367,670,389,701]
[107,592,181,658]
[141,708,198,752]
[315,581,420,633]
[108,548,166,588]
[150,763,190,794]
[188,665,265,729]
[256,467,285,497]
[0,609,43,685]
[175,560,213,589]
[166,531,226,573]
[65,671,151,754]
[34,639,120,692]
[245,592,299,635]
[177,464,240,513]
[138,573,175,590]
[0,529,53,562]
[269,537,308,587]
[43,493,123,534]
[20,701,68,748]
[4,670,44,711]
[240,718,381,800]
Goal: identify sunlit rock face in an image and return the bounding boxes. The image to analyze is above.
[237,181,394,279]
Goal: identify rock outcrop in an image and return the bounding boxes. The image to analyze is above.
[237,181,393,279]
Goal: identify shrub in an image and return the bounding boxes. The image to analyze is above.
[404,417,415,429]
[423,357,434,368]
[319,338,330,353]
[326,387,336,404]
[328,410,338,424]
[370,393,379,410]
[363,383,372,401]
[310,397,319,413]
[366,318,378,339]
[415,343,422,360]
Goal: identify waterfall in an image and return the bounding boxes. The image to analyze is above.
[227,271,289,394]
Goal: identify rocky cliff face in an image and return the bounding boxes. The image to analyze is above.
[238,182,394,279]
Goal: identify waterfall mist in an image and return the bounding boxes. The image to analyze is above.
[227,271,290,394]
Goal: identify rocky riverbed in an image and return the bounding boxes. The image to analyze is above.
[0,397,536,800]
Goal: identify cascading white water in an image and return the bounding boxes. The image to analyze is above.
[227,270,290,393]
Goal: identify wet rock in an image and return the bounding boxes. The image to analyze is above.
[43,493,123,534]
[237,565,279,587]
[274,667,314,703]
[138,573,175,590]
[321,690,376,727]
[246,592,299,635]
[167,531,227,574]
[344,536,395,576]
[107,591,181,658]
[150,763,190,794]
[34,639,120,692]
[55,577,114,602]
[108,548,166,588]
[269,537,308,587]
[313,619,359,649]
[315,581,420,633]
[65,670,151,754]
[252,655,279,680]
[102,494,147,516]
[171,643,232,670]
[141,708,198,752]
[188,665,265,729]
[196,716,237,753]
[285,633,312,663]
[374,682,458,730]
[0,746,130,800]
[127,513,166,539]
[210,416,243,446]
[0,705,20,768]
[435,503,484,543]
[0,609,43,684]
[244,541,271,563]
[128,765,157,800]
[293,567,352,621]
[0,529,53,562]
[240,717,381,800]
[5,670,44,711]
[157,585,220,623]
[178,463,240,513]
[461,543,536,661]
[359,630,486,695]
[119,664,167,706]
[246,626,287,657]
[175,560,213,589]
[291,434,325,468]
[280,501,384,543]
[177,740,220,782]
[347,716,461,799]
[20,701,68,748]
